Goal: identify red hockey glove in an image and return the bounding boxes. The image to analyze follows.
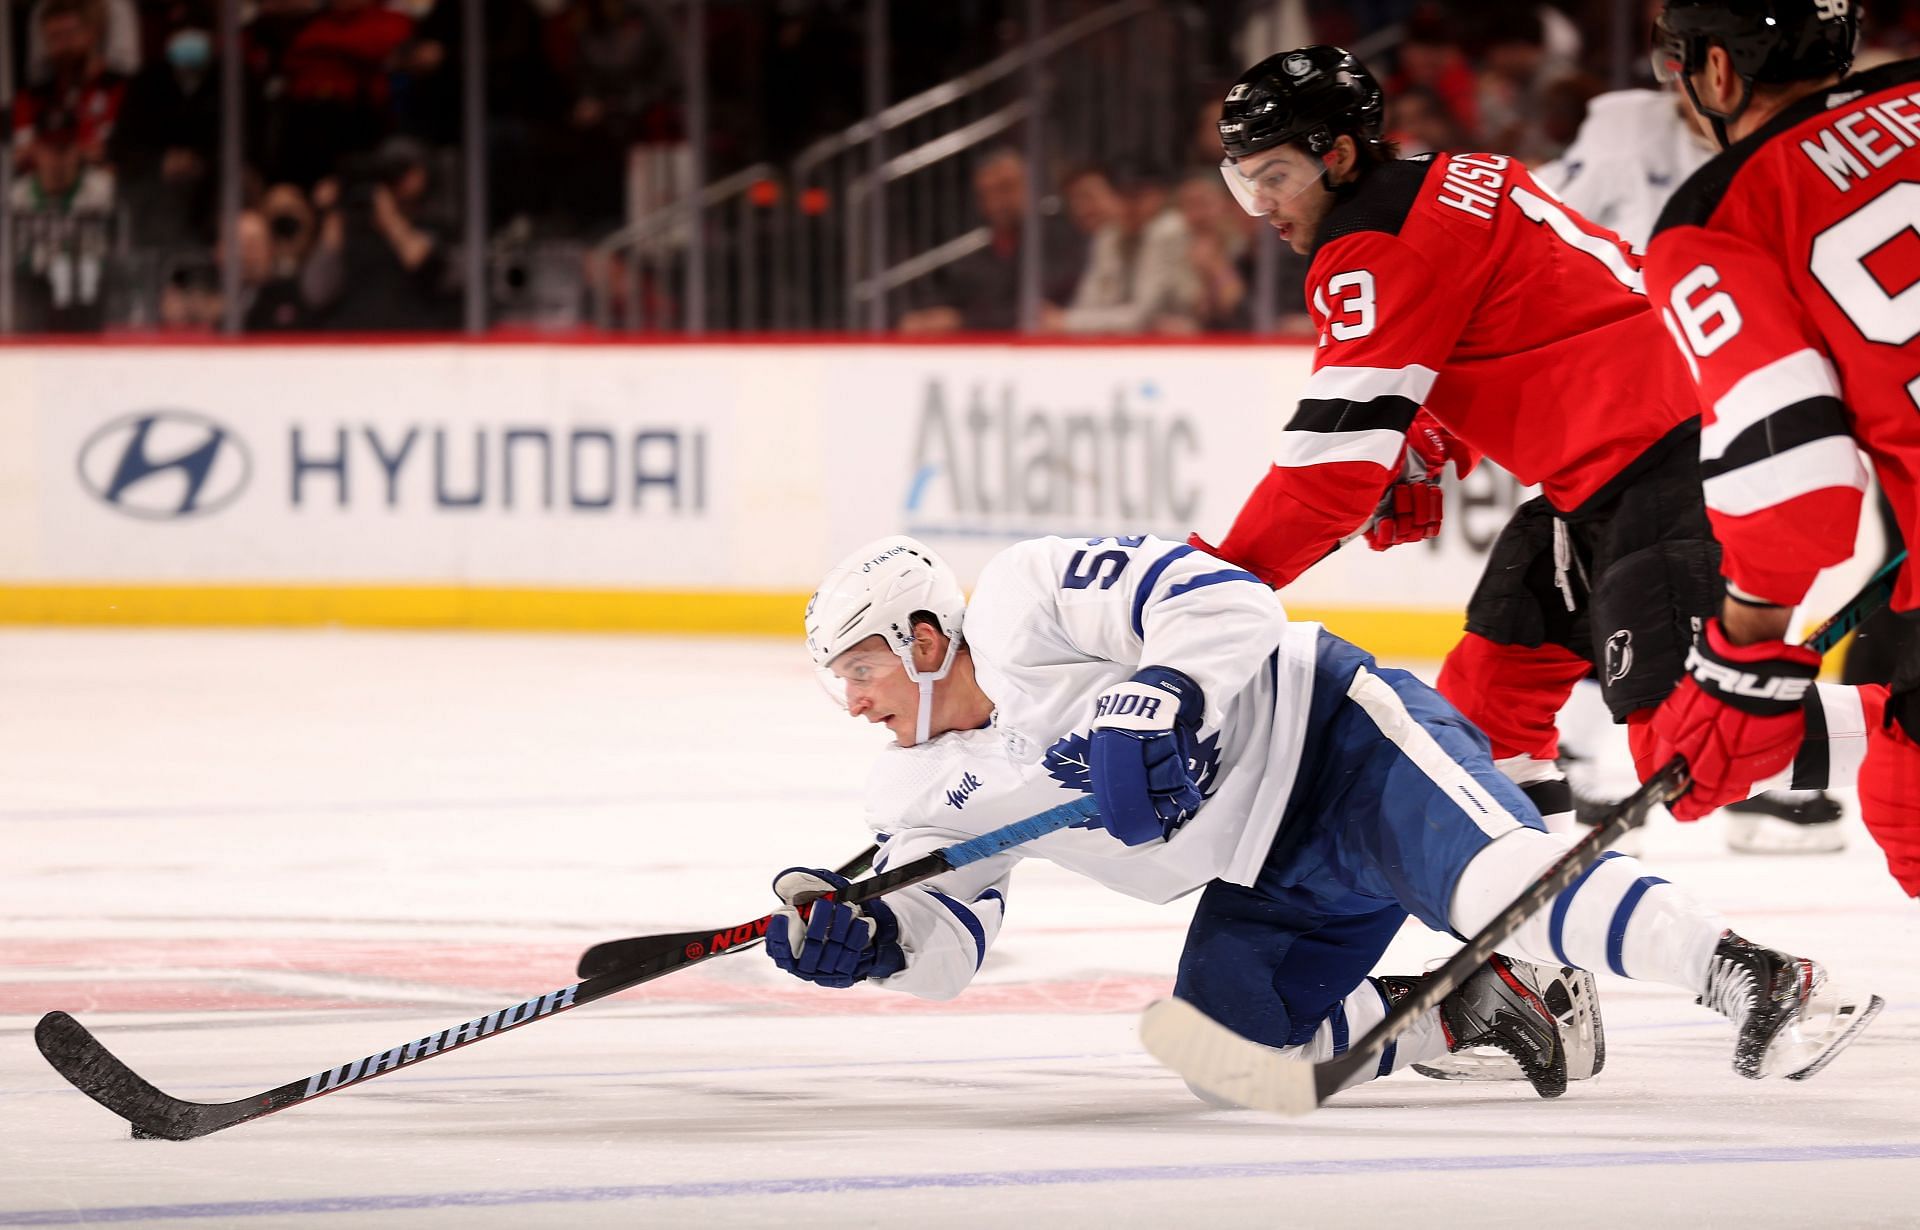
[1365,412,1473,551]
[1647,619,1821,821]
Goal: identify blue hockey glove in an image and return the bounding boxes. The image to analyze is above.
[766,868,904,988]
[1088,666,1206,846]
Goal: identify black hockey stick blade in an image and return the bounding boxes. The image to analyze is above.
[576,842,881,978]
[36,1011,207,1141]
[37,964,651,1140]
[1140,761,1688,1115]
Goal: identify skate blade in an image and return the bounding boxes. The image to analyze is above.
[1413,1048,1527,1083]
[1724,815,1847,855]
[1774,990,1884,1081]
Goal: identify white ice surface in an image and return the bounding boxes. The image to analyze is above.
[2,629,1916,1229]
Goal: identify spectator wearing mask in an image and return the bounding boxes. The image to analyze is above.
[110,17,220,247]
[11,0,128,168]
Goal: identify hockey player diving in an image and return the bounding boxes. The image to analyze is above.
[1642,0,1920,898]
[1194,45,1875,863]
[763,533,1878,1105]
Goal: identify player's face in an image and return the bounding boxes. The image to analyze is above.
[828,639,928,746]
[1220,145,1333,253]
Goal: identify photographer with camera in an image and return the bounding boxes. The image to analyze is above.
[304,135,460,330]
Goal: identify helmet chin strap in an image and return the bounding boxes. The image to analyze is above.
[913,678,937,746]
[903,635,963,746]
[1681,70,1752,151]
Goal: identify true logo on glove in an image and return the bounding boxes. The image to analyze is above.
[1685,647,1814,704]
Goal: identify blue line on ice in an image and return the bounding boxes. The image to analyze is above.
[5,1143,1919,1224]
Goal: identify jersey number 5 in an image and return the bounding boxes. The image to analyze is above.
[1063,548,1129,591]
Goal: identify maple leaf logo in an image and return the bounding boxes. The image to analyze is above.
[1043,730,1225,805]
[1043,732,1095,795]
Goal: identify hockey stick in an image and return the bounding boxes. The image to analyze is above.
[574,843,878,979]
[36,798,1095,1140]
[1140,554,1903,1116]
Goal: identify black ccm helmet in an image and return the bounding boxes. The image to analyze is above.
[1653,0,1858,145]
[1217,45,1387,214]
[1220,45,1386,159]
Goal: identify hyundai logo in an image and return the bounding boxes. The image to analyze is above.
[77,410,251,520]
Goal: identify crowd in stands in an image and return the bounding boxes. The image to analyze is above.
[894,1,1920,338]
[2,0,1009,331]
[6,0,1920,334]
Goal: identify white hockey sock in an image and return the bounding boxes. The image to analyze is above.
[1451,828,1726,994]
[1299,979,1449,1092]
[1494,753,1576,837]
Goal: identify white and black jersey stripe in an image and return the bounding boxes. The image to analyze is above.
[1699,348,1867,518]
[1275,363,1438,470]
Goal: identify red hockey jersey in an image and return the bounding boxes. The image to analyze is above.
[1214,151,1700,590]
[1645,58,1920,615]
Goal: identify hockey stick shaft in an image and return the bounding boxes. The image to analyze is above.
[575,843,879,978]
[1309,556,1902,1103]
[38,797,1096,1140]
[1800,548,1904,654]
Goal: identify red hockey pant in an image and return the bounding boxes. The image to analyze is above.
[1436,632,1592,763]
[1860,701,1920,897]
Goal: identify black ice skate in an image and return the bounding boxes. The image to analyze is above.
[1411,961,1604,1086]
[1381,954,1569,1099]
[1723,789,1846,854]
[1700,931,1883,1080]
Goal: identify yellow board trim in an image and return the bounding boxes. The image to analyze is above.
[0,585,1471,657]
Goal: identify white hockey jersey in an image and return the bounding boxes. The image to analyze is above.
[1533,89,1713,250]
[856,535,1324,1000]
